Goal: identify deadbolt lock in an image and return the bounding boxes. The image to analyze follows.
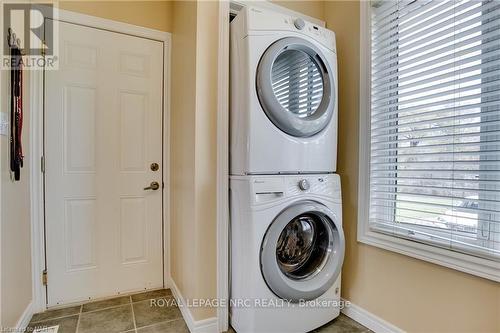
[150,163,159,171]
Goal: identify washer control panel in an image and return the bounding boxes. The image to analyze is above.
[246,174,341,205]
[293,18,306,30]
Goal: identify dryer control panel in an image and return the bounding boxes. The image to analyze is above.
[243,6,336,52]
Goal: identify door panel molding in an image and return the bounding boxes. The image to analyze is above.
[30,7,171,312]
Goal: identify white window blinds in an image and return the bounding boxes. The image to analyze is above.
[369,0,500,261]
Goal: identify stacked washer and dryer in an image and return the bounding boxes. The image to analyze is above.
[229,6,345,333]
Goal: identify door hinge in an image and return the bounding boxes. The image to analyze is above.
[41,41,46,57]
[41,156,45,173]
[42,270,48,286]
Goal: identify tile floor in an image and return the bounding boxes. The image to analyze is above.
[227,314,372,333]
[312,314,372,333]
[29,289,371,333]
[29,289,186,333]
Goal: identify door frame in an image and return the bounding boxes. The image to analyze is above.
[216,1,230,332]
[30,7,171,312]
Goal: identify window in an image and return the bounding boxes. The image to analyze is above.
[359,0,500,281]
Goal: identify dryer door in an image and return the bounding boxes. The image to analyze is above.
[260,201,345,302]
[256,37,335,138]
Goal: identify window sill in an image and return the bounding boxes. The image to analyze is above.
[357,228,500,282]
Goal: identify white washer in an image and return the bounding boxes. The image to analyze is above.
[230,174,345,333]
[230,6,338,175]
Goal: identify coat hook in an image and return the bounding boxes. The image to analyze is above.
[6,29,23,52]
[7,28,12,47]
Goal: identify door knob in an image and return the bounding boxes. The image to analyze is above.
[144,181,160,191]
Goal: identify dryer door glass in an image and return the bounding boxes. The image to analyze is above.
[271,50,323,118]
[260,201,345,302]
[256,37,335,138]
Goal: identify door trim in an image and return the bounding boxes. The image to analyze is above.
[30,7,171,313]
[216,1,230,332]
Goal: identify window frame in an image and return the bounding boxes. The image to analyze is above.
[357,1,500,282]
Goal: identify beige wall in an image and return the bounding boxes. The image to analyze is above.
[169,0,218,321]
[271,1,324,21]
[324,2,500,332]
[169,0,198,318]
[59,1,173,32]
[0,71,32,328]
[192,0,218,320]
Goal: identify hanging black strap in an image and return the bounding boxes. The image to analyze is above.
[10,45,16,177]
[9,44,22,180]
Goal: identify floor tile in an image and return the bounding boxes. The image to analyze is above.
[227,314,371,333]
[82,295,131,312]
[78,304,134,333]
[314,314,371,333]
[137,318,189,333]
[131,289,172,303]
[133,297,181,328]
[28,315,79,333]
[31,306,81,323]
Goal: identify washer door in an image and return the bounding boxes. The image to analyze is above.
[256,37,335,137]
[260,201,345,302]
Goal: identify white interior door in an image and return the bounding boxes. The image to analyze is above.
[45,21,164,306]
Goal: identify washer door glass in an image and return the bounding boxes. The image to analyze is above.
[256,37,335,138]
[276,213,329,280]
[261,201,345,302]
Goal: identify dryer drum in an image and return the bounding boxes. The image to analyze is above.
[256,37,335,138]
[261,201,345,302]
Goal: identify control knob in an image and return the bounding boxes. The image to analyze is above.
[294,18,306,30]
[298,179,310,191]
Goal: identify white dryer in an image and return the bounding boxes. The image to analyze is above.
[230,174,345,333]
[230,6,338,175]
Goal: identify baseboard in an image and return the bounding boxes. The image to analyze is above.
[341,299,405,333]
[169,278,218,333]
[15,301,34,330]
